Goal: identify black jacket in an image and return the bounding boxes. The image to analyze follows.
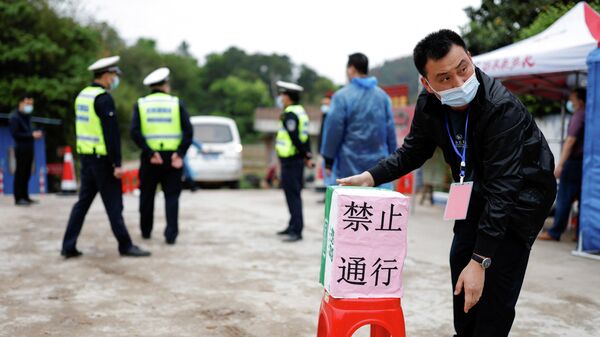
[9,109,34,152]
[368,68,557,258]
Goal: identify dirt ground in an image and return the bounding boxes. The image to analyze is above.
[1,189,599,337]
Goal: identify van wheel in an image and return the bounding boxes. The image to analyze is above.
[228,180,240,189]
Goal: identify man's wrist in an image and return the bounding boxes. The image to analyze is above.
[471,253,492,269]
[362,171,375,187]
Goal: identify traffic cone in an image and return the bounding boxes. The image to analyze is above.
[60,146,77,194]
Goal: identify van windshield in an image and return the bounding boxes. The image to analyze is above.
[194,123,233,143]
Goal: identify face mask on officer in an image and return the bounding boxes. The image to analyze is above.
[23,104,34,114]
[320,104,330,113]
[425,66,480,107]
[110,74,120,91]
[276,95,284,109]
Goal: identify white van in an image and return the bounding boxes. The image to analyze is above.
[186,116,243,188]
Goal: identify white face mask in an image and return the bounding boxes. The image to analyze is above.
[566,101,574,113]
[426,69,480,107]
[276,96,284,109]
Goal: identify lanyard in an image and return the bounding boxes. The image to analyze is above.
[444,111,469,184]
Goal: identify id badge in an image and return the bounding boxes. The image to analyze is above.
[444,181,473,220]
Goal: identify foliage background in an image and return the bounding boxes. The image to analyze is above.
[0,0,336,161]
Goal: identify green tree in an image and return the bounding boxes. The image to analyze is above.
[208,76,271,142]
[297,64,336,104]
[461,0,573,55]
[310,76,337,103]
[371,56,421,102]
[0,0,100,161]
[1,0,337,157]
[198,47,294,106]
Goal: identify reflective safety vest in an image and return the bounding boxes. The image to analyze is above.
[75,86,107,155]
[275,105,309,158]
[138,92,182,151]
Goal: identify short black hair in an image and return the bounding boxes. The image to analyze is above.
[94,71,107,79]
[94,69,119,79]
[573,88,587,103]
[347,53,369,75]
[18,93,33,102]
[285,91,300,104]
[151,81,168,90]
[413,29,468,77]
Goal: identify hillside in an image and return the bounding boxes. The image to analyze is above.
[371,55,421,103]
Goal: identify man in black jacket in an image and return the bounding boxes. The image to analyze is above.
[9,94,42,206]
[338,30,556,337]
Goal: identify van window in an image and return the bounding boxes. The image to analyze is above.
[194,123,233,143]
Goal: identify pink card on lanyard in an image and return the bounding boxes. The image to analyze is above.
[444,182,473,221]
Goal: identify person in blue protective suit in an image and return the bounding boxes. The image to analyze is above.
[320,53,397,189]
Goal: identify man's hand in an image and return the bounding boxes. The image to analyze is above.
[150,152,163,165]
[454,259,486,313]
[554,164,563,179]
[32,130,43,139]
[304,158,315,169]
[171,153,183,169]
[337,171,375,187]
[113,167,124,179]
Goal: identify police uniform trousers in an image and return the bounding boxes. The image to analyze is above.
[62,155,133,253]
[13,147,33,202]
[139,153,182,241]
[280,157,304,237]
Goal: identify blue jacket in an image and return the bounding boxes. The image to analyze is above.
[321,76,397,180]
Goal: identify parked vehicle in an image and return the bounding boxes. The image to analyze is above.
[186,116,242,188]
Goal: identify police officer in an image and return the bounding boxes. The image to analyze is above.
[130,67,193,245]
[274,81,314,243]
[61,56,151,258]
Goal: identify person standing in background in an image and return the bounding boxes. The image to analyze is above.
[274,81,315,242]
[317,91,334,203]
[539,88,587,242]
[130,67,193,245]
[321,53,397,189]
[9,94,42,206]
[62,56,150,258]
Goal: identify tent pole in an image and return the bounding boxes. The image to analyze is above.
[572,217,600,259]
